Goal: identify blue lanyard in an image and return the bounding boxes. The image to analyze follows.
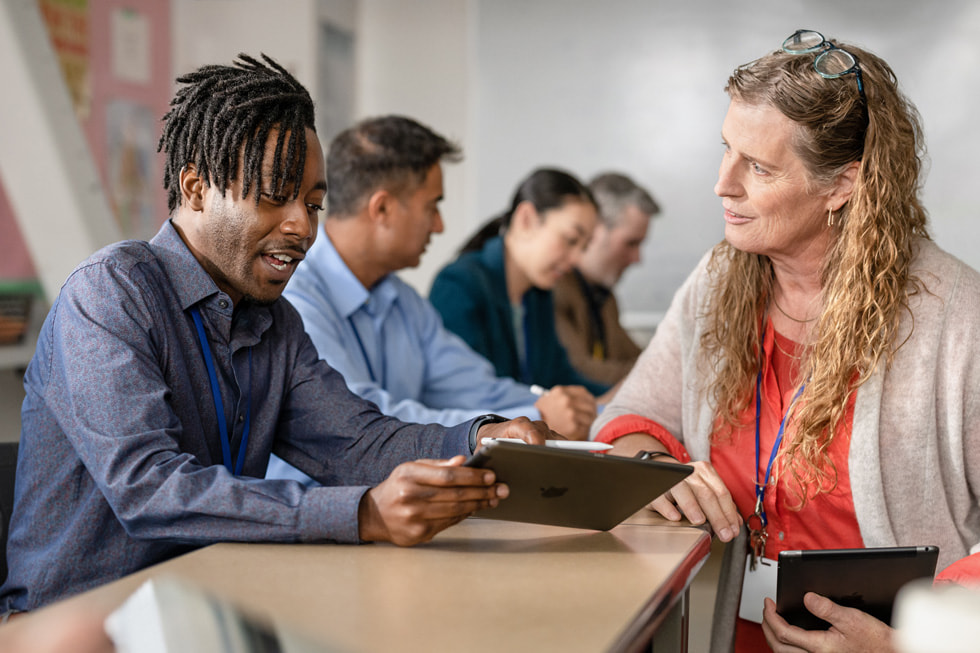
[190,307,251,476]
[349,315,383,385]
[753,330,805,529]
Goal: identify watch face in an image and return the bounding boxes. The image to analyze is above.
[636,450,672,462]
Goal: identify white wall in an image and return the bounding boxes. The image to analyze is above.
[172,0,318,91]
[355,0,475,294]
[469,0,980,315]
[351,0,980,315]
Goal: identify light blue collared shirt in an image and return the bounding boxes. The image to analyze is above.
[267,226,540,483]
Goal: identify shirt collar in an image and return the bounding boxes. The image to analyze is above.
[306,225,399,320]
[149,220,273,335]
[150,220,222,310]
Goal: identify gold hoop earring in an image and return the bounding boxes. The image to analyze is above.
[827,207,835,226]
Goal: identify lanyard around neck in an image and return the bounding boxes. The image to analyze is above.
[753,327,805,529]
[190,306,251,476]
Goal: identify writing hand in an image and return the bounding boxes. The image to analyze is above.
[534,385,597,440]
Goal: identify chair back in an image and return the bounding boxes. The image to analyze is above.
[0,442,18,586]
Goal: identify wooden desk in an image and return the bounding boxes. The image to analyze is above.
[26,515,711,653]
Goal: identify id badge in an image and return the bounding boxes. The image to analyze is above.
[738,553,777,624]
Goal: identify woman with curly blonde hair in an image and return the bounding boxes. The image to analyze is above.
[592,30,980,653]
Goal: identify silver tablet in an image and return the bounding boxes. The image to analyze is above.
[464,440,693,531]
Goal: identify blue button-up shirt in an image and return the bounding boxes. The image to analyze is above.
[267,228,540,484]
[283,227,541,424]
[0,221,470,612]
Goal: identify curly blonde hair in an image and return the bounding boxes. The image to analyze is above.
[702,39,930,502]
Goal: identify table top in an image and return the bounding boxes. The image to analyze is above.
[31,514,711,653]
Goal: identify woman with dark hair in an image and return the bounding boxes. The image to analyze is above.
[430,168,614,428]
[591,31,980,652]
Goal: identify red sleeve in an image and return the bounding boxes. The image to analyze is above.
[934,552,980,588]
[594,414,691,463]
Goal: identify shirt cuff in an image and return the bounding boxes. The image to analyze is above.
[299,485,370,543]
[594,414,691,463]
[442,420,474,458]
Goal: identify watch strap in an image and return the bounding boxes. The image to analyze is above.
[468,414,507,453]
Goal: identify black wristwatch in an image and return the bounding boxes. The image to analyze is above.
[635,450,677,463]
[468,414,508,453]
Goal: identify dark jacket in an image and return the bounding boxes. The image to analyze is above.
[552,270,642,386]
[430,236,609,396]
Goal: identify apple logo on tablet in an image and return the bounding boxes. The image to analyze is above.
[539,486,568,498]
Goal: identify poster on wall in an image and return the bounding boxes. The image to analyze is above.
[110,6,151,85]
[106,99,157,239]
[0,0,88,342]
[39,0,91,121]
[93,1,171,240]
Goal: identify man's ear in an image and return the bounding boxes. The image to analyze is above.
[830,160,861,211]
[366,189,394,227]
[179,163,207,211]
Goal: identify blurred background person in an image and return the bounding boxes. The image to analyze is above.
[431,168,616,423]
[266,116,595,487]
[553,172,660,386]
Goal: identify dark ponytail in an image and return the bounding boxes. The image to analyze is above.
[459,167,595,254]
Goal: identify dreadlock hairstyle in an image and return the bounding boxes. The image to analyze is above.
[702,36,929,505]
[158,53,316,212]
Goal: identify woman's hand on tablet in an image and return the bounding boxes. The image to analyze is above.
[761,593,896,653]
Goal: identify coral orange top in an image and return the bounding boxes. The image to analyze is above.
[596,322,863,650]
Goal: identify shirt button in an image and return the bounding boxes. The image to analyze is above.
[218,299,229,309]
[778,531,785,541]
[238,414,244,423]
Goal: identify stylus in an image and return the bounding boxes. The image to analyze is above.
[489,438,613,451]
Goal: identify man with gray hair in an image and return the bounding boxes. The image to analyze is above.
[553,172,660,386]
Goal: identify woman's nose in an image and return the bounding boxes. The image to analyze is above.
[714,157,740,198]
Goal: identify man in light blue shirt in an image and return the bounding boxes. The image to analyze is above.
[268,116,594,482]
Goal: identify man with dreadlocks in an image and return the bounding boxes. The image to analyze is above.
[0,54,550,615]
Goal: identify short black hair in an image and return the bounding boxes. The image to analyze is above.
[158,53,316,212]
[326,115,461,217]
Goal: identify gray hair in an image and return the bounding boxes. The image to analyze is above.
[587,172,660,228]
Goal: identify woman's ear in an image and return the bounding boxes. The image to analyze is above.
[179,164,207,211]
[830,160,861,211]
[511,200,540,234]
